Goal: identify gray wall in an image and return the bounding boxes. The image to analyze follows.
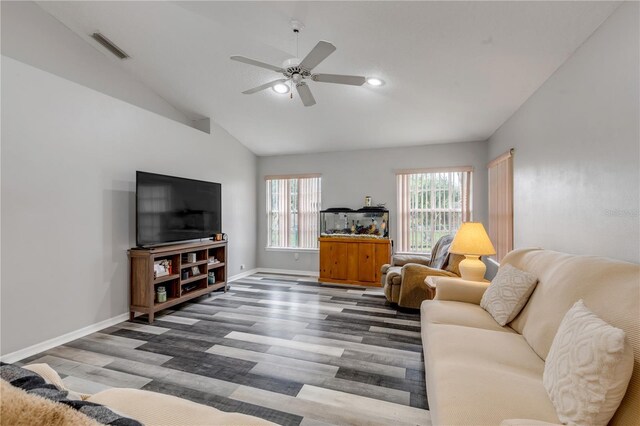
[1,56,257,355]
[488,1,639,263]
[1,1,191,126]
[257,141,489,271]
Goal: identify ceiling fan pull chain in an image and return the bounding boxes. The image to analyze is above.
[294,25,299,59]
[291,27,299,101]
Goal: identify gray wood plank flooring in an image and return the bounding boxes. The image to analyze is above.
[19,272,430,425]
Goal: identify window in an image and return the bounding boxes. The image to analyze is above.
[488,150,513,262]
[396,167,472,253]
[266,175,321,249]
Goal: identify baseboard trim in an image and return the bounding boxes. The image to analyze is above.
[256,267,318,277]
[229,268,318,281]
[228,268,260,282]
[0,313,130,364]
[3,268,318,363]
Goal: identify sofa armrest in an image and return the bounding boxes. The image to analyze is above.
[392,254,431,267]
[395,264,457,308]
[500,420,563,426]
[402,263,458,278]
[381,263,391,274]
[433,277,490,305]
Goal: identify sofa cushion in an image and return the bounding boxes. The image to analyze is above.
[543,300,633,426]
[421,322,560,426]
[88,388,276,426]
[480,264,538,326]
[501,249,640,425]
[421,299,517,334]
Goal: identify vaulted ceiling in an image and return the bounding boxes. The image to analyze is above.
[37,1,619,155]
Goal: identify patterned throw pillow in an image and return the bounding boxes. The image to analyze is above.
[480,263,538,326]
[543,300,633,426]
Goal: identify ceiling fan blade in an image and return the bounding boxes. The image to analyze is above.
[296,83,316,107]
[242,79,289,94]
[231,55,284,73]
[299,41,336,71]
[312,74,366,86]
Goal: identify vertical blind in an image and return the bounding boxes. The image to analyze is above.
[266,175,321,249]
[396,167,472,253]
[488,150,513,262]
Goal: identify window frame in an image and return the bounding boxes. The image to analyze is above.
[265,174,322,251]
[396,166,473,254]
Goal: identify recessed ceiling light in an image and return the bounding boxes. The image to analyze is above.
[366,77,385,87]
[272,83,290,94]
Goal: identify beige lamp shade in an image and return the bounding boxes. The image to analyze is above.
[450,222,496,256]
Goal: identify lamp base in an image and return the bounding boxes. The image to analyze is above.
[458,255,486,282]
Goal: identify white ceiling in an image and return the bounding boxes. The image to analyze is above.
[37,1,619,156]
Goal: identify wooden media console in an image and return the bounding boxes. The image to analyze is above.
[129,240,227,323]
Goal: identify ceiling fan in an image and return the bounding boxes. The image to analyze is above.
[230,22,366,107]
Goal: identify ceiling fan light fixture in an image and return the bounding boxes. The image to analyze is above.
[366,77,385,87]
[272,83,290,94]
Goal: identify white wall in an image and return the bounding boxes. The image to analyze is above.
[1,56,257,355]
[257,141,489,271]
[488,1,639,263]
[1,1,192,127]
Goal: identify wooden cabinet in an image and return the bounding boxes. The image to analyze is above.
[129,240,227,323]
[357,243,376,283]
[330,242,349,280]
[319,237,391,286]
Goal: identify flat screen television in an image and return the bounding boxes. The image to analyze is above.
[136,171,221,247]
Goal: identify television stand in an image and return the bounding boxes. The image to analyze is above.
[128,240,227,323]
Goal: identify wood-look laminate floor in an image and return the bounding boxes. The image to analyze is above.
[19,273,431,426]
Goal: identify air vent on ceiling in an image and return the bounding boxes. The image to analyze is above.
[91,32,130,60]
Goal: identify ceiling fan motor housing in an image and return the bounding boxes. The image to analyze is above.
[282,58,310,83]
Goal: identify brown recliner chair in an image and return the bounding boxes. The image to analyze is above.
[381,235,463,309]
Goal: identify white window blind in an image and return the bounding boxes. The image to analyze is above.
[488,150,513,262]
[396,167,472,253]
[266,175,321,249]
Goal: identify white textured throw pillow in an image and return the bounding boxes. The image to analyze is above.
[480,263,538,326]
[543,300,633,426]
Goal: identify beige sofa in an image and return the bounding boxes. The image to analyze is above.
[421,248,639,426]
[22,363,275,426]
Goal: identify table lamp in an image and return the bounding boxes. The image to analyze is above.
[450,222,496,281]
